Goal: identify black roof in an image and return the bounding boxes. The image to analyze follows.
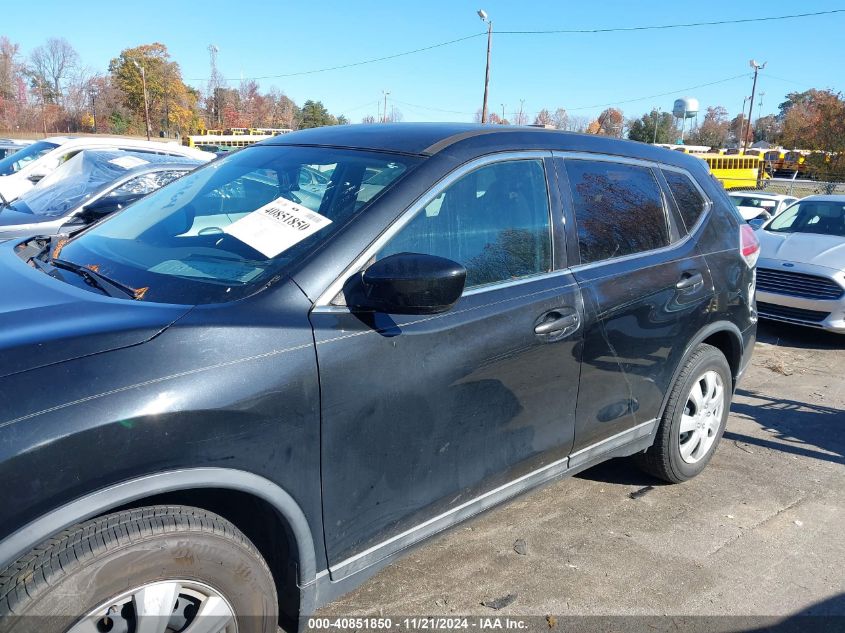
[263,122,706,171]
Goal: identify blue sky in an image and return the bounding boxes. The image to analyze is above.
[4,0,843,124]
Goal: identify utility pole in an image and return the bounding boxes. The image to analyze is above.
[90,89,96,133]
[518,99,525,126]
[501,103,505,122]
[208,44,221,127]
[478,9,492,123]
[133,60,152,141]
[382,90,390,123]
[652,107,660,144]
[744,60,766,152]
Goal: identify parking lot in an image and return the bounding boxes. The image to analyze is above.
[315,320,844,625]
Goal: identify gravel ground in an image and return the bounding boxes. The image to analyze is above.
[313,321,845,629]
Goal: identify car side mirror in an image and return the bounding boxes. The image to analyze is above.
[353,252,467,315]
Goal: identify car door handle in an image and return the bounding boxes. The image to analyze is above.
[676,272,704,291]
[534,312,579,335]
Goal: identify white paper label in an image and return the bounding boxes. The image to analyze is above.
[223,197,332,258]
[109,155,149,169]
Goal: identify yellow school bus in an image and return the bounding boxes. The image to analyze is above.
[697,153,769,189]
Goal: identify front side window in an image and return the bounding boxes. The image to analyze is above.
[58,146,419,304]
[664,170,707,231]
[108,170,188,198]
[376,159,552,289]
[565,160,669,265]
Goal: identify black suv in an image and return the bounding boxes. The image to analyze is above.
[0,124,758,633]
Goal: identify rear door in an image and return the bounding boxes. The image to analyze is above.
[556,155,714,462]
[312,153,584,578]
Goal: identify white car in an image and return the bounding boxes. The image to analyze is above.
[0,136,212,204]
[729,191,798,221]
[755,194,845,333]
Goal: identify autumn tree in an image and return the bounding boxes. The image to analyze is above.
[588,108,624,137]
[729,113,752,146]
[627,109,675,144]
[689,106,730,148]
[109,42,200,137]
[0,36,25,129]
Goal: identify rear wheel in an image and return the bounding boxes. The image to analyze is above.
[636,344,732,483]
[0,506,278,633]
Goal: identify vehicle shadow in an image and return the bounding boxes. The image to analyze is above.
[756,320,845,350]
[574,457,665,486]
[728,388,845,466]
[738,592,845,632]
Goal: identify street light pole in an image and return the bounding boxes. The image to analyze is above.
[134,60,152,141]
[478,10,492,124]
[744,60,766,152]
[652,107,660,144]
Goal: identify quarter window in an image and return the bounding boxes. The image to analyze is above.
[377,159,552,288]
[663,170,708,232]
[565,160,669,264]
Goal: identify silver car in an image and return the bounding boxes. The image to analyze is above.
[755,194,845,333]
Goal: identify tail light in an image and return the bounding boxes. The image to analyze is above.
[740,224,760,268]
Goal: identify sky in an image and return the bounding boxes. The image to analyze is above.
[4,0,844,125]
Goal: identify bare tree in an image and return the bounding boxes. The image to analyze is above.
[552,107,568,130]
[533,108,553,126]
[28,37,78,105]
[362,114,376,124]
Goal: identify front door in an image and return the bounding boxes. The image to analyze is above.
[312,155,584,578]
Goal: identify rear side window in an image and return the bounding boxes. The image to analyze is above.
[663,169,708,231]
[565,160,669,265]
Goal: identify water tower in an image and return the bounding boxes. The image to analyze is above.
[672,97,699,143]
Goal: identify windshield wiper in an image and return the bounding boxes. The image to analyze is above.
[51,257,144,300]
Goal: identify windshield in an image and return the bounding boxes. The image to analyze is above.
[59,145,419,304]
[766,200,845,236]
[0,140,58,176]
[7,150,199,218]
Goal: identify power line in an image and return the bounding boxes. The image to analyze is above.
[184,9,844,83]
[497,8,845,34]
[184,32,484,82]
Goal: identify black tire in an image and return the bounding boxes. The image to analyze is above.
[0,505,278,633]
[635,343,732,483]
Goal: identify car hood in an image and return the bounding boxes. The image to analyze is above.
[0,243,193,379]
[757,229,845,272]
[0,206,53,227]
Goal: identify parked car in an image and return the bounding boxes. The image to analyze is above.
[754,194,845,333]
[0,136,213,204]
[729,191,799,221]
[0,150,206,240]
[0,139,32,161]
[0,124,757,632]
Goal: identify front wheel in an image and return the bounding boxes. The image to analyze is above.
[636,343,732,483]
[0,505,278,633]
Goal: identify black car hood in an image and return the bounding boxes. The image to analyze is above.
[0,243,193,379]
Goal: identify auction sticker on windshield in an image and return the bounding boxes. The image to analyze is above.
[224,197,332,258]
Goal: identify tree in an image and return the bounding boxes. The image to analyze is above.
[533,108,553,126]
[552,108,568,130]
[589,108,624,137]
[730,113,752,146]
[361,114,376,124]
[689,106,730,148]
[109,43,200,136]
[779,89,845,151]
[627,109,675,143]
[298,100,336,129]
[28,37,78,105]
